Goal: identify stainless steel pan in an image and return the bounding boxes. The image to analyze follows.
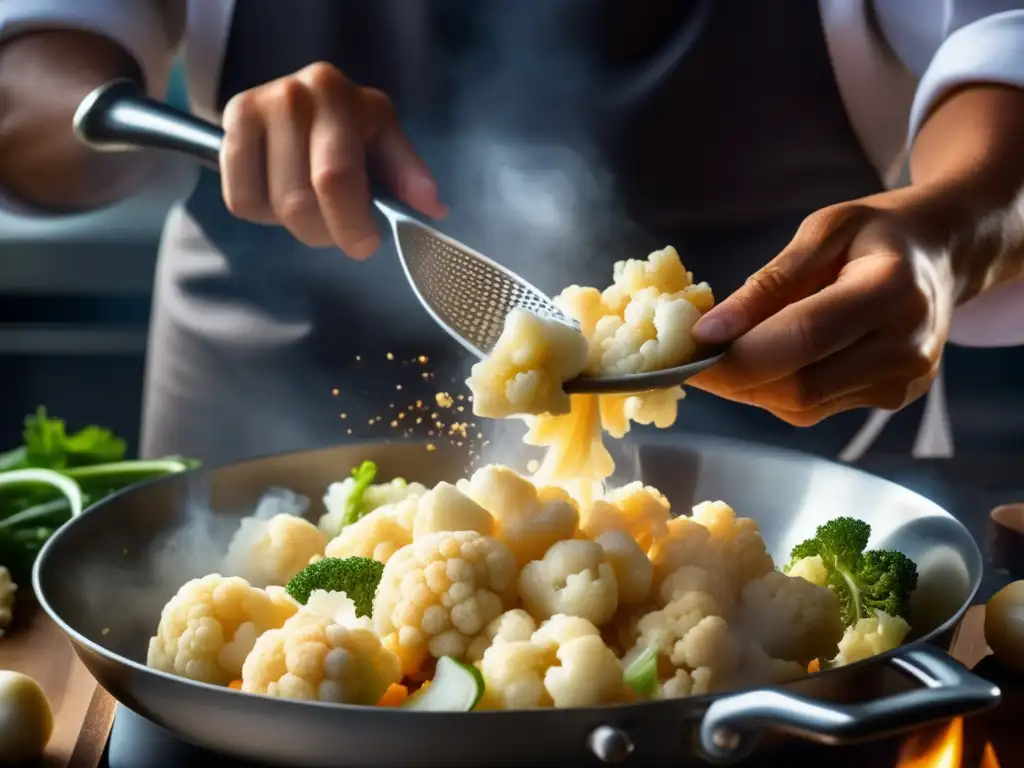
[33,438,998,766]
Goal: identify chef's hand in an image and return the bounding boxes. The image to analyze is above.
[219,62,446,258]
[688,188,960,426]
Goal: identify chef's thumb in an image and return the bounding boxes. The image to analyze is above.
[692,203,869,344]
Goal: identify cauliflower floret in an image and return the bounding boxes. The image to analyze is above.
[600,246,702,315]
[649,502,772,596]
[591,287,702,375]
[457,465,579,568]
[146,574,298,684]
[466,608,538,661]
[319,475,426,538]
[787,555,829,587]
[479,615,623,709]
[412,482,495,539]
[580,483,672,551]
[0,566,16,635]
[737,570,845,665]
[324,497,419,563]
[241,608,401,704]
[595,530,653,605]
[519,539,619,626]
[598,387,686,438]
[628,591,738,695]
[222,513,328,588]
[660,565,736,614]
[833,610,911,667]
[466,307,589,419]
[373,530,517,675]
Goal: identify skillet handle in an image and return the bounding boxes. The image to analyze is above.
[697,644,1000,764]
[73,79,224,168]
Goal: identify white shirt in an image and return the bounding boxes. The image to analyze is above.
[2,0,1024,349]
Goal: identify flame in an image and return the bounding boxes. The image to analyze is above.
[895,718,1001,768]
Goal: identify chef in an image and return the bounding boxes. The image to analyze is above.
[0,1,1022,467]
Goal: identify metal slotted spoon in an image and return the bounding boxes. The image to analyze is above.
[74,80,725,394]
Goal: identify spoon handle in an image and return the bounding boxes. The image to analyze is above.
[74,79,223,168]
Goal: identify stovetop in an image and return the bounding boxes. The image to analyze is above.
[98,455,1024,768]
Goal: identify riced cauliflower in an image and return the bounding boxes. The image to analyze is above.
[519,539,619,626]
[466,307,589,419]
[324,498,419,563]
[320,475,426,538]
[833,609,910,667]
[478,614,624,709]
[241,591,401,704]
[456,465,579,568]
[0,566,15,636]
[146,574,298,684]
[373,530,517,675]
[223,513,328,588]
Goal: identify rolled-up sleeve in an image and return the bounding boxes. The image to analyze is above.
[874,1,1024,347]
[0,0,184,216]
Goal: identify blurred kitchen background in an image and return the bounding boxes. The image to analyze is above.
[0,60,1022,455]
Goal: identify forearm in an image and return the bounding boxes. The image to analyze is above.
[0,30,143,211]
[908,83,1024,303]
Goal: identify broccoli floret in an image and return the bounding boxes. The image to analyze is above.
[285,556,384,617]
[342,461,378,527]
[859,549,919,619]
[786,517,918,626]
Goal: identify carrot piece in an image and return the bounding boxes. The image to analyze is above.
[377,683,409,707]
[807,658,821,674]
[228,679,243,690]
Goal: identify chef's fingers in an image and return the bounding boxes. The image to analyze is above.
[359,87,447,220]
[692,203,872,345]
[688,254,908,394]
[301,71,380,259]
[263,78,335,248]
[765,370,936,427]
[709,332,937,413]
[220,92,272,224]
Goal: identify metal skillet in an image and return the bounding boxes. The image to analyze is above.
[72,79,725,396]
[34,437,996,767]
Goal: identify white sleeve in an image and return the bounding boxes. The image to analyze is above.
[873,1,1024,348]
[0,0,184,217]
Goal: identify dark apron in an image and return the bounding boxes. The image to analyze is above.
[140,0,928,466]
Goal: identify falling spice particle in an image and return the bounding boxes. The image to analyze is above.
[435,392,454,408]
[386,352,395,361]
[339,413,347,420]
[398,412,406,420]
[418,355,429,364]
[355,355,362,361]
[426,443,437,452]
[331,388,340,396]
[456,406,465,413]
[527,459,540,473]
[396,384,403,391]
[368,419,375,425]
[390,420,399,428]
[346,429,352,435]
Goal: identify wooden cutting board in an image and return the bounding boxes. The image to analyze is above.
[1,594,115,768]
